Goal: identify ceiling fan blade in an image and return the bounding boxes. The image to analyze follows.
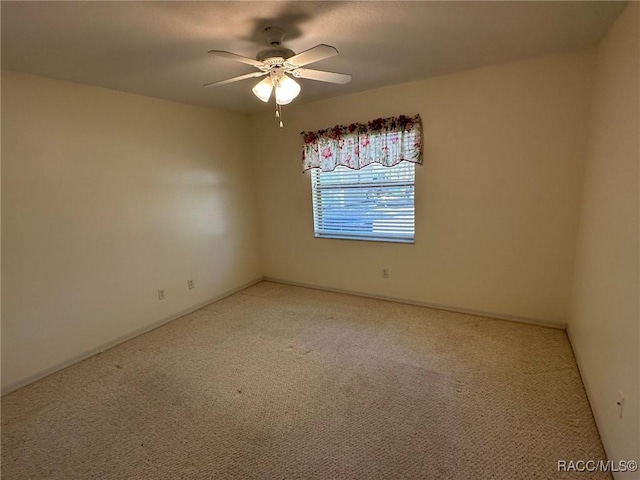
[203,71,267,88]
[286,44,338,67]
[208,50,264,67]
[293,68,352,84]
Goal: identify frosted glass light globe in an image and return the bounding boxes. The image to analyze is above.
[252,77,273,102]
[275,75,301,105]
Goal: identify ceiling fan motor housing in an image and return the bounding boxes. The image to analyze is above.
[256,47,295,63]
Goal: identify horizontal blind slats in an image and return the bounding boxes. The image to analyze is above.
[311,162,415,242]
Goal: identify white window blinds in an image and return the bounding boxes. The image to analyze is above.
[311,162,415,243]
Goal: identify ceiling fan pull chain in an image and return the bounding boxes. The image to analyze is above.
[273,96,283,127]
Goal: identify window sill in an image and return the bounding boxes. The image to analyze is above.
[314,234,414,244]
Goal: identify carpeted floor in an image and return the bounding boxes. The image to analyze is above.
[2,281,608,479]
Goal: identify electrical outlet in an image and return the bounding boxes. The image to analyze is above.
[158,289,165,300]
[382,268,389,279]
[187,279,195,290]
[616,391,625,419]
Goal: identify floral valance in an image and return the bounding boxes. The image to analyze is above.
[301,114,422,172]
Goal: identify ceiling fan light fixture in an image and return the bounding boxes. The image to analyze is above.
[275,74,301,106]
[252,77,273,102]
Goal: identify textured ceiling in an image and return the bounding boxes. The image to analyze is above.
[1,1,626,114]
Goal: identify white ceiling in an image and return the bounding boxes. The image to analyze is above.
[1,1,626,114]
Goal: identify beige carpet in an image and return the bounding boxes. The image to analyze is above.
[2,281,608,479]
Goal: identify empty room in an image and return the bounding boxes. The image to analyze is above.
[1,1,638,479]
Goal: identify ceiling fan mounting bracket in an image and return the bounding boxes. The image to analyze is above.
[263,26,285,46]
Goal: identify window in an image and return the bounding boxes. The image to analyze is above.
[302,114,421,243]
[311,161,415,243]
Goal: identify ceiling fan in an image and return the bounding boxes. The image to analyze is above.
[204,27,351,126]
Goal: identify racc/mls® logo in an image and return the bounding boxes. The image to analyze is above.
[557,459,638,473]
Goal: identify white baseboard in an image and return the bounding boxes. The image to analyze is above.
[263,277,567,330]
[1,277,263,397]
[565,327,610,461]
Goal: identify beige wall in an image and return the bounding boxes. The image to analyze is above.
[1,71,261,392]
[567,3,639,475]
[251,50,594,326]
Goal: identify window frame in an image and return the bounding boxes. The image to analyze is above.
[310,161,416,244]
